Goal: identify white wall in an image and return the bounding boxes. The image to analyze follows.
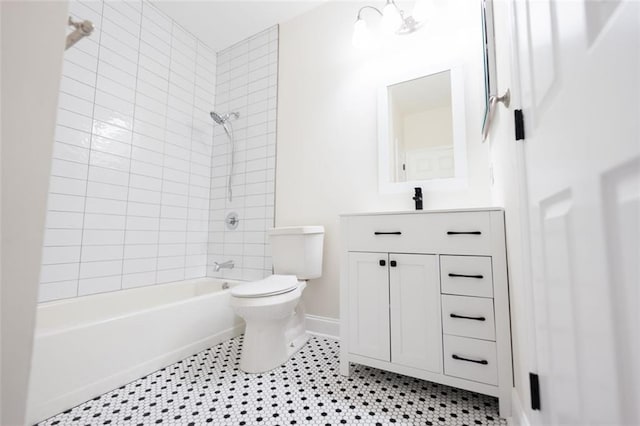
[38,0,216,302]
[1,1,68,423]
[207,26,278,282]
[277,0,491,319]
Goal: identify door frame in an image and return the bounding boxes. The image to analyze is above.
[489,0,542,422]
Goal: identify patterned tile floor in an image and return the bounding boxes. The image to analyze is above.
[39,335,506,425]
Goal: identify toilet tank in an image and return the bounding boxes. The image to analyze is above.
[268,226,324,280]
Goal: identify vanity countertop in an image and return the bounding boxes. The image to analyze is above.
[340,207,504,217]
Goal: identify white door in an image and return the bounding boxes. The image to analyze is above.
[389,253,442,372]
[513,1,639,424]
[347,252,391,361]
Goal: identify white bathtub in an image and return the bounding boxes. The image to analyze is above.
[27,278,244,425]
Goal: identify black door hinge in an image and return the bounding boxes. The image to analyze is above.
[515,109,525,141]
[530,372,541,410]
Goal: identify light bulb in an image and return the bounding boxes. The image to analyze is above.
[352,18,372,48]
[412,0,431,23]
[381,1,402,34]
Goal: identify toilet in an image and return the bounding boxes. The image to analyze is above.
[230,226,324,373]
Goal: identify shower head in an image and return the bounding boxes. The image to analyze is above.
[210,111,225,125]
[210,111,239,125]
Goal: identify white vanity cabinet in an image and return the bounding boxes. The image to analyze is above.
[340,209,513,417]
[348,252,441,372]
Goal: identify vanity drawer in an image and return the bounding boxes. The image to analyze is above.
[442,295,495,341]
[345,211,493,254]
[443,335,498,386]
[345,214,435,253]
[440,255,493,298]
[437,212,493,255]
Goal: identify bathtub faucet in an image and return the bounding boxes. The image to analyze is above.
[213,260,234,272]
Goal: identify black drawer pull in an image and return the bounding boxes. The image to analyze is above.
[447,231,482,235]
[448,273,484,279]
[379,260,386,266]
[390,260,397,267]
[452,354,488,365]
[374,231,402,235]
[450,313,486,321]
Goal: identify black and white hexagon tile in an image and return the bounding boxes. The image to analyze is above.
[39,336,506,426]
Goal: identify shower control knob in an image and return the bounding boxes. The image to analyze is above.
[225,212,240,230]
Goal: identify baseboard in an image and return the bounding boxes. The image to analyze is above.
[305,314,339,340]
[508,387,531,426]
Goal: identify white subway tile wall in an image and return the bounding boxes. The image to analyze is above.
[39,0,216,301]
[207,26,278,282]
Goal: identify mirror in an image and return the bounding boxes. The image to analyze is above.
[388,71,454,182]
[481,0,497,139]
[378,67,467,193]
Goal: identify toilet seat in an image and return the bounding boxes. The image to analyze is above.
[231,275,300,298]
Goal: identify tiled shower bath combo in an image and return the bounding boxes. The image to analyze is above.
[31,0,280,422]
[40,0,217,301]
[39,0,277,302]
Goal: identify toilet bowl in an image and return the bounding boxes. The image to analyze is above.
[229,226,324,373]
[230,275,309,373]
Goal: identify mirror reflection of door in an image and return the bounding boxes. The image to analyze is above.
[387,70,454,183]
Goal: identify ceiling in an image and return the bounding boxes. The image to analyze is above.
[152,1,326,52]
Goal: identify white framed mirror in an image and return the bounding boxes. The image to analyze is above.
[378,66,467,193]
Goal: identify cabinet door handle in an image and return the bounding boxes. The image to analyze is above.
[379,260,386,266]
[374,231,402,235]
[452,354,488,365]
[447,231,482,235]
[448,273,484,279]
[390,260,397,267]
[450,313,486,321]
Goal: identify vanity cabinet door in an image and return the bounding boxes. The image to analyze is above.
[389,254,442,373]
[348,252,391,362]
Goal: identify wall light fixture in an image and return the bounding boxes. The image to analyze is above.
[352,0,429,48]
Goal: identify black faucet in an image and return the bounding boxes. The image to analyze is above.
[413,187,423,210]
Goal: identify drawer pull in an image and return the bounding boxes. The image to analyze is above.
[390,260,397,267]
[452,354,488,365]
[450,313,486,321]
[374,231,402,235]
[447,231,482,235]
[379,259,386,266]
[448,273,484,279]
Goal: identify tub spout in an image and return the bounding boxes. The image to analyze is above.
[213,260,234,272]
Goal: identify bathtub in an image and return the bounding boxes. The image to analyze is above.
[27,278,244,425]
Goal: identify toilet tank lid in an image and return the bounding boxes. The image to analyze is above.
[268,226,324,235]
